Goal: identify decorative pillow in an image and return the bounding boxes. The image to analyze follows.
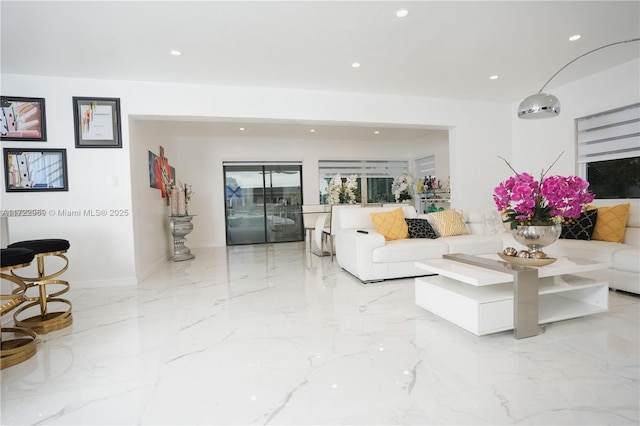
[560,209,598,240]
[427,209,469,237]
[590,203,630,243]
[370,207,409,241]
[405,218,438,239]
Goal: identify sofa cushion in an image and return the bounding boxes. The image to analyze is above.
[405,218,438,239]
[428,209,470,237]
[612,247,640,273]
[590,203,630,243]
[370,207,409,241]
[442,234,504,255]
[337,205,415,231]
[372,238,449,263]
[560,209,598,240]
[543,239,630,267]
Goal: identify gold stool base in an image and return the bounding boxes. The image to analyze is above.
[14,298,73,334]
[14,277,72,334]
[8,246,72,335]
[1,327,37,369]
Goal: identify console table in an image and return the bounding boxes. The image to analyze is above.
[415,254,609,339]
[169,215,195,261]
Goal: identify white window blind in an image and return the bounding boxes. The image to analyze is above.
[318,160,408,179]
[577,103,640,164]
[415,155,435,177]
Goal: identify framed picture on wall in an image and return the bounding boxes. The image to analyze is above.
[1,96,47,141]
[4,148,69,192]
[73,97,122,148]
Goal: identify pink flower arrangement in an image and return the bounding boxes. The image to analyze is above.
[493,154,594,229]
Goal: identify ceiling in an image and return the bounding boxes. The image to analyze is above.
[138,116,446,140]
[2,1,639,139]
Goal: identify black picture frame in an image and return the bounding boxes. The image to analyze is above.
[1,96,47,142]
[73,97,122,148]
[4,148,69,192]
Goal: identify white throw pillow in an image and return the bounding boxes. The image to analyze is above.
[482,208,503,235]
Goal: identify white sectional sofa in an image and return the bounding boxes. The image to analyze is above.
[333,204,503,283]
[499,200,639,295]
[333,201,639,294]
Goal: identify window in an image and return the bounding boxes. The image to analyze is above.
[318,160,408,204]
[586,158,640,198]
[577,103,640,199]
[415,155,435,179]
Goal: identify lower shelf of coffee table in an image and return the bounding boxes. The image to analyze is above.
[415,274,609,336]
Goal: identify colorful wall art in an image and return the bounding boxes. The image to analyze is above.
[1,96,47,141]
[148,146,175,200]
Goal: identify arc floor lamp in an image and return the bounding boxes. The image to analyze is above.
[518,38,640,119]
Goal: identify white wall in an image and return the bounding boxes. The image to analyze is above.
[0,76,137,287]
[420,132,450,185]
[3,60,634,286]
[167,131,446,248]
[129,120,179,282]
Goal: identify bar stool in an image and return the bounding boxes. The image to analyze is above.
[8,239,72,334]
[1,247,38,369]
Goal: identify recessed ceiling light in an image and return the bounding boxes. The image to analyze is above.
[170,49,182,56]
[569,34,582,41]
[395,9,409,18]
[351,62,361,68]
[374,130,380,134]
[489,75,498,80]
[239,127,245,131]
[310,129,316,133]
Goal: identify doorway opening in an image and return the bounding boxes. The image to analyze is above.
[224,162,304,245]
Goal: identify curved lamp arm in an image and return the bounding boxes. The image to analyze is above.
[518,37,640,119]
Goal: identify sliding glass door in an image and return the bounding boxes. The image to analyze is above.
[224,163,303,245]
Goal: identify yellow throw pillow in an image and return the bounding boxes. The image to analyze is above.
[590,203,630,243]
[370,207,409,241]
[428,209,469,237]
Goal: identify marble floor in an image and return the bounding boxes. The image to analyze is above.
[1,242,639,425]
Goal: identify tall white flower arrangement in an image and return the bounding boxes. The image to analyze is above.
[327,174,343,205]
[343,174,358,204]
[392,172,414,202]
[327,173,359,204]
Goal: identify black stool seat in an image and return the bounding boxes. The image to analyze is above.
[8,239,70,254]
[9,238,72,334]
[1,248,35,268]
[1,248,33,315]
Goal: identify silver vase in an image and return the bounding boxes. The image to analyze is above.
[512,224,561,253]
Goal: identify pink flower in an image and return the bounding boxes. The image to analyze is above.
[541,175,594,218]
[494,164,594,227]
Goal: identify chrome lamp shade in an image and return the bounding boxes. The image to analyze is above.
[517,38,639,119]
[517,93,561,119]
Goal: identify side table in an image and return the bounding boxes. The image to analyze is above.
[169,215,195,261]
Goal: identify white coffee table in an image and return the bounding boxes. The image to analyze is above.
[415,254,609,339]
